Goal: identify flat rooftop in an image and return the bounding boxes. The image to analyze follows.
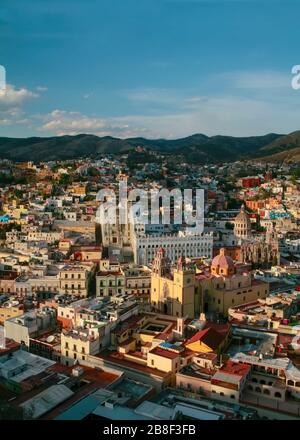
[231,352,290,370]
[0,350,55,383]
[97,350,171,378]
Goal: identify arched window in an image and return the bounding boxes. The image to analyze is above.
[255,387,262,393]
[263,389,270,395]
[287,380,294,386]
[260,379,266,385]
[274,392,282,398]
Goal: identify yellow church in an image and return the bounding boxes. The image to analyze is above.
[150,247,269,318]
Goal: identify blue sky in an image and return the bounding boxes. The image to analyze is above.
[1,0,300,138]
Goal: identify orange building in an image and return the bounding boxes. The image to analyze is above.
[213,246,241,263]
[245,200,265,211]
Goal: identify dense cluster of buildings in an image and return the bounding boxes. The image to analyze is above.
[1,156,300,420]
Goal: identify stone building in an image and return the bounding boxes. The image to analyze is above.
[151,249,195,318]
[150,247,269,319]
[234,205,280,267]
[234,204,251,239]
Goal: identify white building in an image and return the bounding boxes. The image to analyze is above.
[132,229,213,266]
[4,308,56,346]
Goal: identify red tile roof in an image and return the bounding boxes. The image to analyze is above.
[219,360,251,378]
[185,327,225,350]
[204,321,231,337]
[194,352,218,361]
[150,347,179,359]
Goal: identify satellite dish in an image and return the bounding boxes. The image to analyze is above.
[46,335,55,343]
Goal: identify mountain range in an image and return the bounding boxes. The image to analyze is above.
[1,131,300,164]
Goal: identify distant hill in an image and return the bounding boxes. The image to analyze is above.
[254,131,300,163]
[258,147,300,163]
[0,131,298,164]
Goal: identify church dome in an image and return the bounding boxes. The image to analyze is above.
[211,248,235,276]
[234,204,251,239]
[235,204,250,222]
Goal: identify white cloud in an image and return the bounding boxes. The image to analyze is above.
[0,84,41,128]
[2,69,299,138]
[36,92,300,140]
[0,119,11,126]
[41,110,107,132]
[0,107,31,128]
[0,84,39,108]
